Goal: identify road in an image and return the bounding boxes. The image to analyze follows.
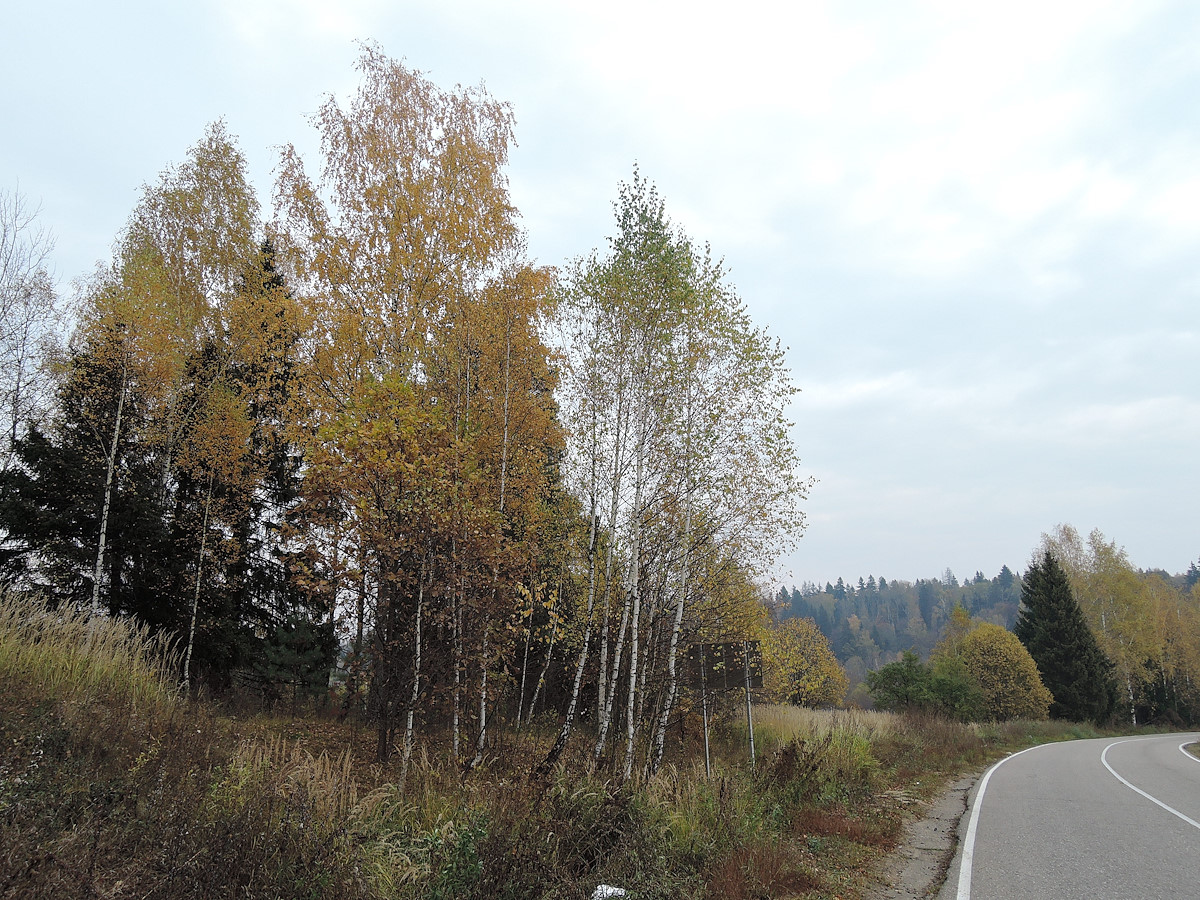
[940,733,1200,899]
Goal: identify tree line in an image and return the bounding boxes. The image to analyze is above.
[785,530,1200,725]
[778,566,1023,701]
[0,47,810,778]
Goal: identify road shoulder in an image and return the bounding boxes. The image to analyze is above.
[862,774,976,899]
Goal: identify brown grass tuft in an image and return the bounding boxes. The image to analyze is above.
[707,840,822,900]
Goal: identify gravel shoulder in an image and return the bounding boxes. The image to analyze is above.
[862,774,977,900]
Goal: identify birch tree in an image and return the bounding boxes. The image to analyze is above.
[0,188,59,473]
[275,45,562,762]
[551,172,807,778]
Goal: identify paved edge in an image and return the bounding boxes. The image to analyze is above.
[862,774,978,900]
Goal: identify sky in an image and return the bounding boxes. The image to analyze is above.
[2,0,1197,587]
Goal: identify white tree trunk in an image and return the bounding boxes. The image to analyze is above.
[182,474,213,690]
[621,420,647,782]
[400,556,426,787]
[90,357,128,618]
[650,367,694,775]
[526,585,560,723]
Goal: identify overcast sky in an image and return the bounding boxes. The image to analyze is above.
[3,0,1197,587]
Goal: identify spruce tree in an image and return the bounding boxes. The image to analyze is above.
[1015,551,1118,724]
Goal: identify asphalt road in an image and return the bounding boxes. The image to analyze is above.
[940,733,1200,900]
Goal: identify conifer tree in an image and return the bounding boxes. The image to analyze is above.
[1015,551,1118,724]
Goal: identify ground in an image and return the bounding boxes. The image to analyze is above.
[864,774,975,899]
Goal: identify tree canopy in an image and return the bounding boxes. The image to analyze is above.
[957,623,1052,721]
[761,617,847,707]
[1015,551,1118,724]
[0,48,808,781]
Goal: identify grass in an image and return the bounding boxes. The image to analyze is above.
[0,593,1130,899]
[0,594,179,710]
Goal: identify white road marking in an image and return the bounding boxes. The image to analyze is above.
[955,734,1200,900]
[1101,737,1200,831]
[954,743,1046,900]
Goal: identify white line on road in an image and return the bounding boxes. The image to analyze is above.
[954,744,1047,900]
[955,735,1200,900]
[1101,738,1200,831]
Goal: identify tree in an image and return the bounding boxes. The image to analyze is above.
[0,313,177,613]
[866,651,932,712]
[0,126,316,696]
[1015,551,1117,724]
[867,648,983,720]
[927,654,985,722]
[958,623,1052,721]
[275,45,564,762]
[549,171,806,779]
[0,188,59,473]
[761,617,848,707]
[1041,525,1159,724]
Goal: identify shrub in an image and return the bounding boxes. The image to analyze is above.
[959,624,1053,721]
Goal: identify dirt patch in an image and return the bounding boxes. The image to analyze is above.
[861,774,976,899]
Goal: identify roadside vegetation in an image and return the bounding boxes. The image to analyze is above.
[1,591,1117,900]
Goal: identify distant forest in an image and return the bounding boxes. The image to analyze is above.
[776,560,1200,705]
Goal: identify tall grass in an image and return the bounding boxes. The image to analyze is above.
[0,592,179,709]
[750,704,898,754]
[0,594,1114,900]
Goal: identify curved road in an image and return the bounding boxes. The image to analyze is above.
[940,733,1200,899]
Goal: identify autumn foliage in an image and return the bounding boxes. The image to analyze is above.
[0,47,805,782]
[761,617,848,707]
[956,623,1052,721]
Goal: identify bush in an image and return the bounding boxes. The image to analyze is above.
[958,624,1052,721]
[866,651,982,721]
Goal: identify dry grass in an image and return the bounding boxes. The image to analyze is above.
[706,839,822,900]
[0,593,179,710]
[0,595,1116,900]
[750,705,899,754]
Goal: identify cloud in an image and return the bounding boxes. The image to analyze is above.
[217,0,387,50]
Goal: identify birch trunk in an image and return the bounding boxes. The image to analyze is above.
[541,497,599,773]
[526,584,560,723]
[593,575,631,765]
[621,421,647,782]
[596,378,627,718]
[90,357,128,617]
[650,498,691,775]
[400,556,426,787]
[470,626,489,768]
[182,474,213,690]
[452,582,462,760]
[516,594,534,729]
[650,375,693,775]
[470,322,510,768]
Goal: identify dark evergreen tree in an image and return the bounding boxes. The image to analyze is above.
[0,328,178,616]
[813,603,833,638]
[229,240,333,692]
[996,565,1015,589]
[917,579,939,630]
[1014,551,1118,724]
[789,589,811,621]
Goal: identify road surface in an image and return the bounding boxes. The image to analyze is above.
[941,733,1200,899]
